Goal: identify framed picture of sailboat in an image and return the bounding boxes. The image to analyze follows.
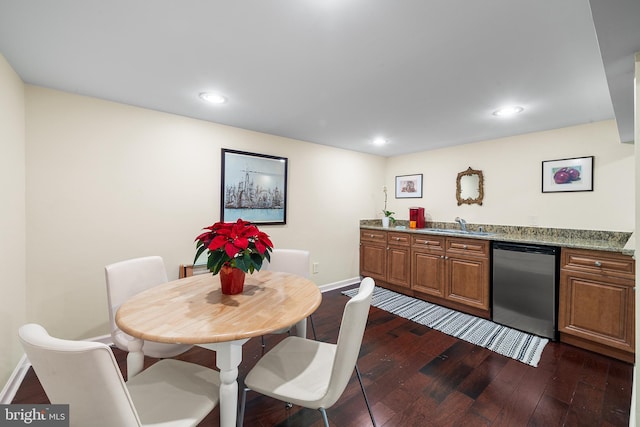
[221,149,288,224]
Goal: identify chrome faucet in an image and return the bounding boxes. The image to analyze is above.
[455,217,467,231]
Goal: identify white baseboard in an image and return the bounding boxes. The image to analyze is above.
[0,354,29,404]
[318,276,361,292]
[0,334,113,404]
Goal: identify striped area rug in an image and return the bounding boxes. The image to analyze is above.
[343,286,548,367]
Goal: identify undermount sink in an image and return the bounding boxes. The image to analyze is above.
[424,228,494,236]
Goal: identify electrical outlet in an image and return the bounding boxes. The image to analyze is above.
[312,262,319,274]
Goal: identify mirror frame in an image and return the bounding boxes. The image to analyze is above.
[456,167,484,206]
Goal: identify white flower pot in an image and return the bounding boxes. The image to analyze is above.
[382,217,390,228]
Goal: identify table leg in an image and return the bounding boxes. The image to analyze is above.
[125,338,144,380]
[200,339,248,427]
[295,317,307,338]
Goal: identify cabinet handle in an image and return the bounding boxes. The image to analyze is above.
[394,237,400,241]
[594,261,602,267]
[370,234,374,238]
[463,245,468,250]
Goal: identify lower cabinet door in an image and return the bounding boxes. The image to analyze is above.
[360,243,386,282]
[412,250,445,297]
[559,270,634,353]
[446,256,489,310]
[387,245,410,288]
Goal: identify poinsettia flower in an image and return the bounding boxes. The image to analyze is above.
[233,237,249,250]
[224,242,241,258]
[194,218,273,274]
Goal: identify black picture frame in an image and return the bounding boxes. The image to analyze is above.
[221,149,287,224]
[541,156,594,193]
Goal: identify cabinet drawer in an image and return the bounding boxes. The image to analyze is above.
[360,229,387,243]
[445,238,489,258]
[412,234,445,251]
[388,232,410,246]
[562,248,635,278]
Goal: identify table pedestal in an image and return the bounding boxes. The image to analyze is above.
[126,339,249,427]
[200,340,248,427]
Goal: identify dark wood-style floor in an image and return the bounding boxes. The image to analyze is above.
[12,286,633,426]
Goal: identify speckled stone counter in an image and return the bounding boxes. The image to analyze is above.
[360,219,634,256]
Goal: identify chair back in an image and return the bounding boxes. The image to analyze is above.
[19,323,142,427]
[323,277,374,407]
[264,249,310,278]
[105,256,196,358]
[105,256,168,336]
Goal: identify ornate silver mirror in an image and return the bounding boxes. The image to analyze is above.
[456,167,484,205]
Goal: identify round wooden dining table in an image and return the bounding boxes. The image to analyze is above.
[116,270,322,427]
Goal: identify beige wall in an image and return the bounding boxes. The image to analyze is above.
[1,60,637,394]
[24,86,386,340]
[0,56,26,387]
[386,120,634,231]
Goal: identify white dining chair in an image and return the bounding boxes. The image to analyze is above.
[261,249,317,346]
[239,277,377,427]
[105,256,192,358]
[19,323,220,427]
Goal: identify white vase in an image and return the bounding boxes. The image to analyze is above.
[382,216,390,228]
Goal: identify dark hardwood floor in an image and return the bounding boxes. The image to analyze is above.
[12,286,633,426]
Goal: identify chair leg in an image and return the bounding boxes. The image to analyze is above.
[355,364,376,427]
[238,387,249,427]
[318,407,330,427]
[310,315,317,340]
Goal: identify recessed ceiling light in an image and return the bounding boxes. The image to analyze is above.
[493,106,524,117]
[373,137,387,146]
[199,92,227,104]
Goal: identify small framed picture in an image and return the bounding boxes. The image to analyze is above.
[395,174,423,198]
[542,156,594,193]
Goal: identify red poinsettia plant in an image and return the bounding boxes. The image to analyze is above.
[194,219,273,275]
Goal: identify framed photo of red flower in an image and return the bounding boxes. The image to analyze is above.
[221,149,287,224]
[542,156,594,193]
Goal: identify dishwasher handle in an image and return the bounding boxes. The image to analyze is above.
[492,241,559,256]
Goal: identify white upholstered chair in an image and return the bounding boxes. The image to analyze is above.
[19,323,220,427]
[239,277,377,427]
[262,249,317,345]
[105,256,192,358]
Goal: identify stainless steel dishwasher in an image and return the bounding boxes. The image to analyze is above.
[492,241,559,340]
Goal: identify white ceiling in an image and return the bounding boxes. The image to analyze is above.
[0,0,638,157]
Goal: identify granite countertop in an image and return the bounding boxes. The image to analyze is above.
[360,219,635,256]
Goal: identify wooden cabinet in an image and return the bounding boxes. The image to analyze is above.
[445,238,490,314]
[386,232,411,289]
[411,234,446,298]
[559,248,635,363]
[361,227,634,360]
[359,230,411,288]
[360,229,490,318]
[359,229,387,282]
[411,235,490,318]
